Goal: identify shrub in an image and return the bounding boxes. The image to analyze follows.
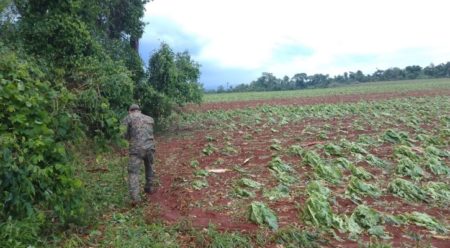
[0,45,83,243]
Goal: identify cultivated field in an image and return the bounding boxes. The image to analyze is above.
[149,79,450,247]
[75,80,450,247]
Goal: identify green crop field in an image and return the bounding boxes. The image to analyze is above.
[48,83,450,248]
[204,78,450,102]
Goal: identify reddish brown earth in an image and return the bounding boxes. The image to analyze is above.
[146,90,450,247]
[185,89,450,112]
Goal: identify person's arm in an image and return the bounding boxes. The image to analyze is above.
[121,116,130,140]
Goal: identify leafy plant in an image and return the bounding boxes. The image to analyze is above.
[366,154,391,169]
[302,181,344,230]
[0,46,83,230]
[272,227,321,248]
[424,182,450,203]
[395,158,424,179]
[233,187,256,198]
[263,184,290,200]
[425,145,449,157]
[324,143,343,156]
[394,145,419,160]
[388,178,428,202]
[403,212,448,234]
[239,178,262,189]
[423,155,450,175]
[268,157,297,185]
[248,202,278,230]
[306,180,331,199]
[288,145,304,157]
[302,150,323,167]
[312,162,342,185]
[190,160,200,168]
[333,157,353,170]
[346,177,381,201]
[221,143,239,156]
[141,42,203,120]
[383,129,410,144]
[202,143,217,156]
[194,169,209,177]
[349,165,374,180]
[346,205,387,239]
[350,143,368,155]
[192,179,209,190]
[204,227,252,248]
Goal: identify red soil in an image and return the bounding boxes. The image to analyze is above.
[186,89,450,112]
[146,90,450,247]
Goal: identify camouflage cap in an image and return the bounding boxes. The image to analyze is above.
[129,104,140,111]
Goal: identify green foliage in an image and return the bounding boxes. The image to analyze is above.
[239,178,262,189]
[346,205,387,239]
[425,145,449,157]
[0,46,83,244]
[288,144,304,157]
[302,181,344,230]
[366,154,391,168]
[248,201,278,230]
[383,129,410,144]
[233,187,256,198]
[268,157,297,185]
[203,227,252,248]
[324,143,343,156]
[72,56,134,142]
[192,179,209,190]
[302,150,323,167]
[194,169,209,177]
[263,184,290,201]
[395,158,424,179]
[424,182,450,203]
[202,143,217,155]
[272,227,321,248]
[349,164,374,180]
[333,157,353,169]
[0,215,44,247]
[404,212,448,234]
[315,163,342,184]
[138,43,203,121]
[394,145,419,160]
[388,178,428,202]
[346,177,381,201]
[306,180,331,199]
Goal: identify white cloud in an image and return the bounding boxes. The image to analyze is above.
[143,0,450,82]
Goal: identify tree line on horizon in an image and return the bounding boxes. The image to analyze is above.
[213,62,450,93]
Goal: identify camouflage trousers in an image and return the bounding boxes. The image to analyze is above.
[128,148,154,202]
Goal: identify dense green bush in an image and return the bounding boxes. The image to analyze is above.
[0,45,83,244]
[70,55,134,143]
[137,43,203,122]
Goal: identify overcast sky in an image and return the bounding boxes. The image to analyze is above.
[140,0,450,90]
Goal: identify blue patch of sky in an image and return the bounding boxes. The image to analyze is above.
[271,44,314,62]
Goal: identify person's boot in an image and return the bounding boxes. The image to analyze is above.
[144,185,155,194]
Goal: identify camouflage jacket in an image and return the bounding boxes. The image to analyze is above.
[122,111,155,153]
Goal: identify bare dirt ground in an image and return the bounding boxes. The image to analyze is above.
[185,89,450,112]
[147,90,450,247]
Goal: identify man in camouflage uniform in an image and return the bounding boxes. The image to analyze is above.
[122,104,155,204]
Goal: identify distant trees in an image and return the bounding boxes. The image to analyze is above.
[214,62,450,93]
